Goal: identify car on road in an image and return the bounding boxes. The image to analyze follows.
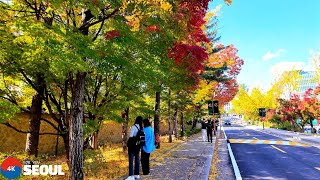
[224,119,231,125]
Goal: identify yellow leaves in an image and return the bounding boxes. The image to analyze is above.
[121,0,172,31]
[204,4,222,22]
[159,0,172,12]
[124,14,141,31]
[193,79,217,104]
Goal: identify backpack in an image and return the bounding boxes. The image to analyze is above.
[127,137,140,153]
[135,125,145,147]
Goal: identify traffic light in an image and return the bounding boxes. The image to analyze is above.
[259,108,266,117]
[213,100,219,115]
[208,101,213,115]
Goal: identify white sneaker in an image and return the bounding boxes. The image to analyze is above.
[125,175,135,180]
[134,175,140,179]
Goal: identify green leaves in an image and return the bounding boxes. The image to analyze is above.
[0,100,19,123]
[83,119,99,139]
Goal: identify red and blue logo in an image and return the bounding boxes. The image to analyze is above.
[0,157,22,179]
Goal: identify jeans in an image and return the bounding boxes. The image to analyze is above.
[129,152,140,176]
[141,150,150,175]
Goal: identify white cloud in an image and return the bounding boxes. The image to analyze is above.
[270,61,306,77]
[262,49,286,61]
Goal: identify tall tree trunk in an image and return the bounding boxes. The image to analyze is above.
[310,118,315,133]
[62,133,70,159]
[122,107,129,151]
[168,90,172,143]
[68,8,93,180]
[180,111,184,138]
[173,108,178,138]
[25,74,45,157]
[154,91,161,134]
[191,116,197,130]
[55,129,59,156]
[69,72,86,180]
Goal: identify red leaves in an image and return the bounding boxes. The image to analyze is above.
[188,28,209,43]
[213,79,239,105]
[168,42,208,76]
[277,85,320,124]
[174,0,210,44]
[99,52,108,57]
[104,30,120,40]
[92,0,98,6]
[211,44,244,77]
[146,25,161,32]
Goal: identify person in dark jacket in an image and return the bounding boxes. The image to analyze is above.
[206,119,213,143]
[141,118,156,175]
[201,119,207,142]
[126,116,143,180]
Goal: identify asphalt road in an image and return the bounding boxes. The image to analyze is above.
[224,124,320,180]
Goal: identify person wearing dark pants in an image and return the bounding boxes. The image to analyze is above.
[129,153,140,176]
[141,119,156,175]
[141,150,150,175]
[126,116,143,180]
[206,120,213,143]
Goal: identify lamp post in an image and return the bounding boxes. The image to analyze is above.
[212,92,220,136]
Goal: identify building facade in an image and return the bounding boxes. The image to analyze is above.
[297,70,317,96]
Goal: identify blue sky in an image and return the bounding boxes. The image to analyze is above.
[208,0,320,90]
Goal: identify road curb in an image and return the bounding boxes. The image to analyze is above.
[222,126,242,180]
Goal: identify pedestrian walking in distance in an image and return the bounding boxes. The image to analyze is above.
[206,119,213,143]
[126,116,143,180]
[201,119,207,142]
[141,118,156,175]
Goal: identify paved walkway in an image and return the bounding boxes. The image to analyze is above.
[216,137,236,180]
[140,134,216,180]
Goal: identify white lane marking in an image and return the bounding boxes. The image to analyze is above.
[228,143,242,180]
[271,145,287,154]
[223,126,242,180]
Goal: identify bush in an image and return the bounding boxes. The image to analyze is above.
[184,128,201,137]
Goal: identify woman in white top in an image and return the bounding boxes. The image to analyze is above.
[126,116,143,180]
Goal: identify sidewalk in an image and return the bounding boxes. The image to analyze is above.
[245,124,320,148]
[215,137,236,180]
[139,133,216,180]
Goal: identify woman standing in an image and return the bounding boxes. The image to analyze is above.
[126,116,143,180]
[141,119,156,175]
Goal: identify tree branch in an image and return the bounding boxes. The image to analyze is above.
[79,8,119,31]
[0,94,17,105]
[20,70,39,93]
[40,118,59,131]
[92,18,105,42]
[44,87,60,124]
[23,0,37,11]
[1,122,64,136]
